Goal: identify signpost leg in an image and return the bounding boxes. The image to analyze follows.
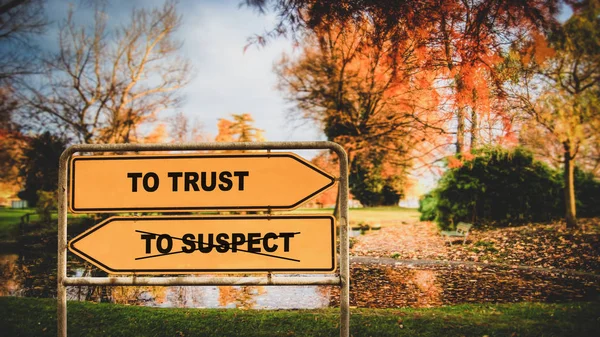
[58,150,70,337]
[57,276,66,337]
[334,144,350,337]
[339,216,350,337]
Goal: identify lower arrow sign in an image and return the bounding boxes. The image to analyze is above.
[68,215,336,274]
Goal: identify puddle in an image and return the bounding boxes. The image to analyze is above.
[0,252,334,309]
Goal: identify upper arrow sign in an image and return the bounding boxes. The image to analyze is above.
[69,152,336,212]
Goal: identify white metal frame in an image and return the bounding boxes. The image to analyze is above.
[57,141,350,336]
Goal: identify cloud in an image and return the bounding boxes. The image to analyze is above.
[176,0,323,141]
[30,0,323,142]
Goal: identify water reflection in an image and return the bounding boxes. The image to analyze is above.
[65,283,332,309]
[0,252,58,298]
[0,252,333,309]
[0,254,22,296]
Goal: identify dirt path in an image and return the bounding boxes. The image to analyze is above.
[350,218,600,273]
[352,221,449,260]
[338,218,600,308]
[350,256,600,279]
[330,261,600,308]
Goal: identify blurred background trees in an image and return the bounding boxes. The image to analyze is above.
[18,132,66,207]
[215,113,265,142]
[22,0,192,144]
[0,0,47,86]
[0,0,194,208]
[0,0,598,228]
[275,19,438,205]
[248,0,600,226]
[505,0,600,227]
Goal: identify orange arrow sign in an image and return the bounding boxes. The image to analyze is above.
[68,215,336,274]
[69,152,336,212]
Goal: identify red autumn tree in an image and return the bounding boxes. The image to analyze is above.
[215,113,265,142]
[247,0,561,153]
[276,18,442,205]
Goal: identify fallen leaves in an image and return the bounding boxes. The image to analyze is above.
[342,217,600,308]
[351,218,600,273]
[328,262,600,309]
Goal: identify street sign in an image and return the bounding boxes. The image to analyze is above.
[68,215,336,274]
[69,152,335,213]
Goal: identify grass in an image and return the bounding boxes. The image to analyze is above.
[0,207,36,225]
[0,208,89,242]
[0,208,37,240]
[290,206,420,225]
[1,297,598,337]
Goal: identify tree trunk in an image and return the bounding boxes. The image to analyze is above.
[563,142,577,228]
[456,107,465,153]
[470,107,478,150]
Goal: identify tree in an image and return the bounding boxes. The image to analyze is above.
[166,112,205,143]
[215,113,265,142]
[18,131,66,206]
[0,0,47,135]
[0,0,47,85]
[24,0,191,144]
[247,0,561,153]
[0,129,27,203]
[0,87,27,184]
[276,18,442,205]
[507,0,600,227]
[0,86,29,205]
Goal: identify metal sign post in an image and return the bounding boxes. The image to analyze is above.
[57,141,349,337]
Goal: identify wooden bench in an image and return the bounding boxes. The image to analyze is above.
[441,222,473,245]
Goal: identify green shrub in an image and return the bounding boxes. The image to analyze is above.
[418,193,437,221]
[424,146,600,230]
[35,190,57,224]
[574,167,600,218]
[430,147,564,230]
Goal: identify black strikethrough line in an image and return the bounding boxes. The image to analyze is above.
[134,230,301,262]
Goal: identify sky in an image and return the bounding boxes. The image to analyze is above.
[41,0,322,142]
[39,0,573,136]
[36,0,574,200]
[175,1,322,142]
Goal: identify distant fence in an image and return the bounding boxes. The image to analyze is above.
[20,213,33,225]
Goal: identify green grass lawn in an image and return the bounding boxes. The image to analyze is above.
[0,297,598,337]
[0,207,37,225]
[290,206,420,224]
[0,208,88,241]
[0,208,37,240]
[0,206,420,241]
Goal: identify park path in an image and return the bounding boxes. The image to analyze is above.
[336,218,600,308]
[351,220,448,260]
[350,256,600,278]
[350,218,600,273]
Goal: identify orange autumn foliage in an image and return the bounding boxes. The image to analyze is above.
[215,114,265,143]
